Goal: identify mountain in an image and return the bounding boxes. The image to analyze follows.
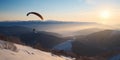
[72,30,120,56]
[19,31,66,50]
[0,21,101,37]
[73,28,104,36]
[2,39,120,60]
[0,21,97,26]
[0,34,22,44]
[0,26,66,50]
[0,26,32,36]
[0,40,72,60]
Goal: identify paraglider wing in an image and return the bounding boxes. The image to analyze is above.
[27,12,44,20]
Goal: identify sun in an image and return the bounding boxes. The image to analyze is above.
[100,10,110,19]
[99,10,111,24]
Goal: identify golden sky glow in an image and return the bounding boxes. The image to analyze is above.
[100,11,110,19]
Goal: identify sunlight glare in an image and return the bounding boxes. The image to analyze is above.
[100,10,110,19]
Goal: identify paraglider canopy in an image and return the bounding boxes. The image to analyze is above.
[27,12,44,20]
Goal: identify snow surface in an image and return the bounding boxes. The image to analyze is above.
[53,40,74,52]
[0,40,17,51]
[0,40,73,60]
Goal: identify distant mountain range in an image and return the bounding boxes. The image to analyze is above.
[72,30,120,56]
[0,20,97,26]
[1,21,120,59]
[71,28,105,36]
[0,26,66,51]
[0,21,101,37]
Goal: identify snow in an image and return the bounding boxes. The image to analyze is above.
[0,40,73,60]
[109,54,120,60]
[53,40,74,52]
[0,40,17,51]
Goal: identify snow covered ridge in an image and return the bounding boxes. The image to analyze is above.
[0,40,17,51]
[53,40,74,52]
[0,40,73,60]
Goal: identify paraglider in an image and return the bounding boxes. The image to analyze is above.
[26,12,44,33]
[26,12,44,20]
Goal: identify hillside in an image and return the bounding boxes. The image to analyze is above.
[0,40,73,60]
[0,26,66,50]
[72,30,120,56]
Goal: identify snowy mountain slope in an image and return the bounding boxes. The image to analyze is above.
[0,40,73,60]
[53,40,74,52]
[0,40,17,51]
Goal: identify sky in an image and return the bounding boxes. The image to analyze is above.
[0,0,120,25]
